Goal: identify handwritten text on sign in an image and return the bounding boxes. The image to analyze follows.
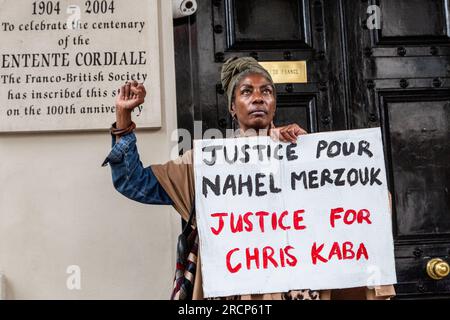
[0,0,161,132]
[194,128,397,298]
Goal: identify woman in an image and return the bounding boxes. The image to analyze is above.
[103,57,395,300]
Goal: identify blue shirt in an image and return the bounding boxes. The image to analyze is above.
[102,132,173,205]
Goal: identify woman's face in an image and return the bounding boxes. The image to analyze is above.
[232,73,276,131]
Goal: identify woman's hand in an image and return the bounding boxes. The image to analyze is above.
[115,81,146,132]
[270,123,308,143]
[115,80,146,111]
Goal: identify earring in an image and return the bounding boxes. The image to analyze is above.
[232,114,238,131]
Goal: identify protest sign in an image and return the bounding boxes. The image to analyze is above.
[194,128,397,298]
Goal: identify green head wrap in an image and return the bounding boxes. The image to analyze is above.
[220,56,274,116]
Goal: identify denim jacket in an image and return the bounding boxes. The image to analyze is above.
[102,132,173,205]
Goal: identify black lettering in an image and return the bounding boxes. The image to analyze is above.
[358,140,373,158]
[316,140,328,159]
[320,169,333,186]
[308,170,319,189]
[347,168,359,186]
[327,141,341,158]
[269,173,282,193]
[370,168,382,185]
[333,168,345,186]
[274,144,283,160]
[224,145,238,164]
[253,145,266,161]
[202,175,220,198]
[291,171,307,190]
[202,145,223,166]
[223,175,237,196]
[359,168,369,185]
[287,143,298,161]
[255,173,267,196]
[240,145,250,163]
[342,142,355,156]
[238,174,253,196]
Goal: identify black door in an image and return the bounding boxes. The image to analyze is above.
[344,0,450,299]
[173,0,450,299]
[174,0,349,136]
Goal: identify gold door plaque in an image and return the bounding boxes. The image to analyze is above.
[259,61,308,84]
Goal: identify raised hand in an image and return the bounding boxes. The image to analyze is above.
[115,80,146,111]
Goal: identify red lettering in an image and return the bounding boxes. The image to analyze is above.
[343,209,357,225]
[263,246,278,269]
[226,248,241,273]
[311,242,328,265]
[271,212,277,230]
[330,207,344,228]
[212,210,309,234]
[255,211,270,232]
[328,242,343,260]
[311,242,369,264]
[356,243,369,260]
[284,246,298,267]
[342,241,355,259]
[279,211,291,230]
[330,208,373,227]
[279,247,286,267]
[243,212,253,232]
[293,210,306,230]
[210,212,228,235]
[358,209,372,224]
[229,246,298,272]
[230,213,243,233]
[246,247,260,269]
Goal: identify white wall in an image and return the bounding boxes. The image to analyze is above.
[0,0,181,299]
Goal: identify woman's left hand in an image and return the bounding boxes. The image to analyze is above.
[270,123,308,143]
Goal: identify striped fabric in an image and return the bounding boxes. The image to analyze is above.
[170,227,198,300]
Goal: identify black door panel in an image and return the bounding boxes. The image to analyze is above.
[379,92,450,240]
[375,0,450,45]
[226,0,312,49]
[346,0,450,298]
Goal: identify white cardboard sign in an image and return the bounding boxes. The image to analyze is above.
[194,128,397,298]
